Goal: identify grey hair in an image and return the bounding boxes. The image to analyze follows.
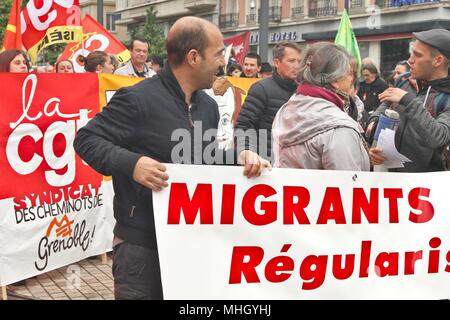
[297,42,352,87]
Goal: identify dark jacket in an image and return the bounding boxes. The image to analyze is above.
[357,76,389,113]
[235,69,297,160]
[73,66,220,248]
[369,75,450,172]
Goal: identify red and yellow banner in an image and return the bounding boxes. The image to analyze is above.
[21,0,82,62]
[58,14,131,73]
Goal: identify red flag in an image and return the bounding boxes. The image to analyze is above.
[58,14,130,73]
[21,0,82,62]
[1,0,22,51]
[223,31,250,66]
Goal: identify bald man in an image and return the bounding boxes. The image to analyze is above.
[74,17,271,300]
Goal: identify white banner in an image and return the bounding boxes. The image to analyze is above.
[0,180,115,286]
[153,164,450,299]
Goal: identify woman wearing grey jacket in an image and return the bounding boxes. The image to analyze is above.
[272,43,370,171]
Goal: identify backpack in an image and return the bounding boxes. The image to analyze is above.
[436,92,450,170]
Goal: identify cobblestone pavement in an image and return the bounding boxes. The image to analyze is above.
[5,254,114,300]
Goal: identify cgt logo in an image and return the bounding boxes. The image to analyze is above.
[0,73,101,201]
[21,0,79,32]
[6,74,90,187]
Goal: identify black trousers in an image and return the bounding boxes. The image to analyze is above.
[112,242,163,300]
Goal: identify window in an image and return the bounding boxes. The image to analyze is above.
[228,0,237,12]
[292,0,304,17]
[106,13,121,32]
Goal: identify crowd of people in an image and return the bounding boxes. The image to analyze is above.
[1,18,449,299]
[0,41,165,77]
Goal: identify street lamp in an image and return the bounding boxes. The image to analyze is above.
[250,0,269,62]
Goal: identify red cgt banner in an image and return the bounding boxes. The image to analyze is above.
[0,73,101,208]
[20,0,82,62]
[58,14,131,73]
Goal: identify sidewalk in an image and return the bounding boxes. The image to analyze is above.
[5,254,114,300]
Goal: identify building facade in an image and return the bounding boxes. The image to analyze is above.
[114,0,450,76]
[80,0,127,42]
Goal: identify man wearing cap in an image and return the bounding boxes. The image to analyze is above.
[369,28,450,172]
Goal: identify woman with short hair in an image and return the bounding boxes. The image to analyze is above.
[272,42,370,171]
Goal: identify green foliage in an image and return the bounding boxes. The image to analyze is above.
[0,0,13,46]
[39,43,66,65]
[134,6,166,58]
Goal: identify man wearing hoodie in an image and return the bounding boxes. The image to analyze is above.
[369,29,450,172]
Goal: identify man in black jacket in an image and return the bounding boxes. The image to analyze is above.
[357,63,388,114]
[236,41,301,163]
[74,16,269,300]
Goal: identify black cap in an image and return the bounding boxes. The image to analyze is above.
[413,29,450,60]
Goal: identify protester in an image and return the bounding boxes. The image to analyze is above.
[0,49,30,73]
[348,57,368,127]
[35,66,48,73]
[368,28,450,172]
[357,63,389,114]
[236,42,302,161]
[80,51,115,74]
[109,55,119,72]
[241,53,261,78]
[259,62,273,78]
[226,63,242,77]
[149,55,164,73]
[226,48,238,70]
[114,38,156,78]
[55,59,74,73]
[272,42,370,171]
[361,57,376,66]
[392,60,410,83]
[74,16,270,300]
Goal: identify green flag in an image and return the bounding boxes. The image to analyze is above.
[335,9,361,73]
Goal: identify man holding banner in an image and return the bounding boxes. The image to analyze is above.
[74,16,270,300]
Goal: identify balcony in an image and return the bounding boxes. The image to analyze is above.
[255,6,281,23]
[184,0,217,11]
[269,6,281,22]
[350,0,366,14]
[308,0,337,17]
[375,0,440,8]
[291,5,304,18]
[219,13,239,28]
[246,13,257,25]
